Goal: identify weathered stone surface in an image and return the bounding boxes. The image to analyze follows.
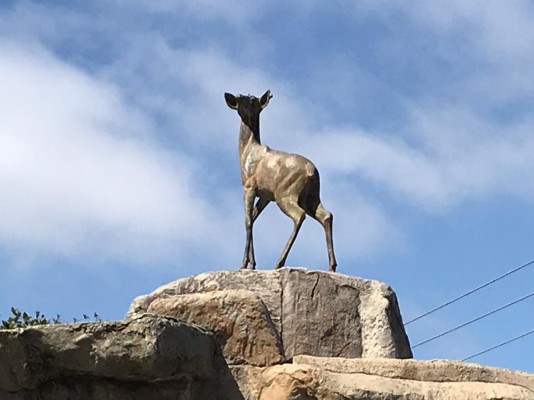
[129,269,283,331]
[294,355,534,391]
[127,268,412,361]
[146,289,284,367]
[231,357,534,400]
[0,314,243,400]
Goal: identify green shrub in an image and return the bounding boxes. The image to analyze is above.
[1,307,101,330]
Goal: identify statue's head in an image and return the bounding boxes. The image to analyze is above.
[224,90,272,122]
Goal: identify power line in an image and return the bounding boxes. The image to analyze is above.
[412,292,533,348]
[463,329,534,362]
[404,259,534,325]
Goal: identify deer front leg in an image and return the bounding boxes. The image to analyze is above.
[242,189,256,270]
[247,197,271,263]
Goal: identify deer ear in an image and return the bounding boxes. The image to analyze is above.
[260,90,272,109]
[224,92,238,110]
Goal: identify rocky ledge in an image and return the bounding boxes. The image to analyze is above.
[0,314,242,399]
[236,356,534,399]
[1,268,532,399]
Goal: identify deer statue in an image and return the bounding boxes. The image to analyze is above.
[224,90,337,272]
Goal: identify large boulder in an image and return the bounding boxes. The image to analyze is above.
[0,314,243,400]
[146,289,284,367]
[233,356,534,400]
[127,268,413,363]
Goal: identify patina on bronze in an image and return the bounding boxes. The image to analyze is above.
[225,90,337,272]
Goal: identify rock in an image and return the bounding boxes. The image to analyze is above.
[127,268,412,362]
[294,355,534,390]
[146,289,284,367]
[0,314,243,400]
[4,269,532,400]
[232,356,534,400]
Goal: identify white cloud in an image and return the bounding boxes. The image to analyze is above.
[0,40,212,264]
[300,104,534,211]
[302,130,449,207]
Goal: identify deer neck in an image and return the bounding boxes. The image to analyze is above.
[238,118,261,156]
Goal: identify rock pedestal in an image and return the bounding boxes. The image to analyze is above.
[1,268,532,399]
[127,268,413,363]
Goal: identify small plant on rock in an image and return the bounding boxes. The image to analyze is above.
[0,308,101,330]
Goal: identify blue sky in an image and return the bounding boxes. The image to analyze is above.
[0,1,533,372]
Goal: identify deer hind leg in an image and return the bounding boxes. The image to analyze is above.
[275,198,306,269]
[242,189,256,270]
[312,202,337,272]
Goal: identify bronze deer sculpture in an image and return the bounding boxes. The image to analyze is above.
[224,90,337,272]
